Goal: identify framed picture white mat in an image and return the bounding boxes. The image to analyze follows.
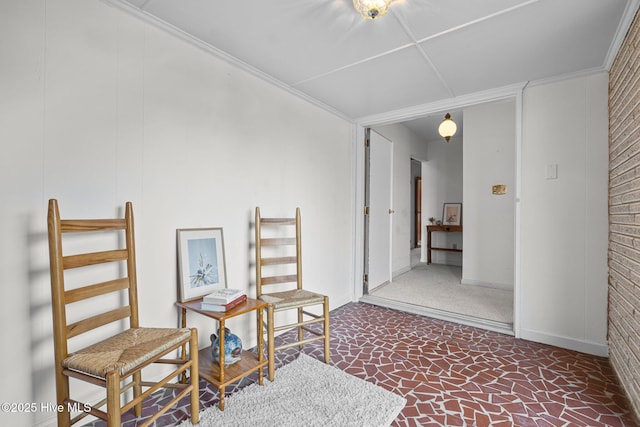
[176,227,227,302]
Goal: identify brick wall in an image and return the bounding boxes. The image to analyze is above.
[609,9,640,420]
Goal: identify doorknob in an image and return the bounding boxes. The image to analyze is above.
[389,209,395,214]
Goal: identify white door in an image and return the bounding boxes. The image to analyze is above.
[368,130,393,291]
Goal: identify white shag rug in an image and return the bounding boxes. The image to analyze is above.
[179,353,406,427]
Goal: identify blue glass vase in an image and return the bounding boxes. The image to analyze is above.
[210,328,242,366]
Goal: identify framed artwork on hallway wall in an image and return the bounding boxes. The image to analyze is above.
[442,203,462,226]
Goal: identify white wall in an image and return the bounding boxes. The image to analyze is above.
[0,1,353,425]
[422,134,464,266]
[463,100,516,289]
[373,123,429,275]
[520,73,609,356]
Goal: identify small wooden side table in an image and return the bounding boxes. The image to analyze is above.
[426,225,463,264]
[176,297,268,410]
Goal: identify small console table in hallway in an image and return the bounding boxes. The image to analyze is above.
[426,225,462,264]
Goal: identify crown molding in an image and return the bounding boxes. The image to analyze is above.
[604,0,640,70]
[525,67,608,89]
[100,0,352,122]
[354,82,527,127]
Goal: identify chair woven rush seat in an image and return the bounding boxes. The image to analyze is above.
[259,289,325,310]
[63,328,192,377]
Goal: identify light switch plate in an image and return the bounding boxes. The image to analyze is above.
[545,164,558,180]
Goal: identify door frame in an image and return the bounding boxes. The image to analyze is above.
[412,160,422,249]
[351,82,525,337]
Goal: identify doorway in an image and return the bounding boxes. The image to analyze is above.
[358,100,517,336]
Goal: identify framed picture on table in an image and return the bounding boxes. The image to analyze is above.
[442,203,462,226]
[176,227,227,302]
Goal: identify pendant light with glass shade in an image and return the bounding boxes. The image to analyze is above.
[438,113,457,142]
[353,0,392,20]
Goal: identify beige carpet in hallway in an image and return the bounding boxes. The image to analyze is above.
[369,263,513,324]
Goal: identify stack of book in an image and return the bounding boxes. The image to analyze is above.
[200,288,246,312]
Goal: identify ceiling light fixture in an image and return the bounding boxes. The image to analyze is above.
[353,0,392,20]
[438,113,457,142]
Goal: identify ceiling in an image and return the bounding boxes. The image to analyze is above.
[106,0,635,141]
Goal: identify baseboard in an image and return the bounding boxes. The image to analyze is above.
[461,278,513,291]
[392,265,412,277]
[333,296,355,310]
[429,259,462,267]
[519,328,609,357]
[33,415,56,427]
[34,410,69,427]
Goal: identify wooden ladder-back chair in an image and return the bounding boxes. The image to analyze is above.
[255,207,330,380]
[47,199,199,427]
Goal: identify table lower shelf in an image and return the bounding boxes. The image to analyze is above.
[198,347,267,388]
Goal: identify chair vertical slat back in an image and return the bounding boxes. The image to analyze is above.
[47,199,138,359]
[255,207,264,298]
[295,207,302,290]
[48,199,69,378]
[124,201,139,328]
[255,207,303,298]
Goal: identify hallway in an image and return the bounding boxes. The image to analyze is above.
[361,263,514,336]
